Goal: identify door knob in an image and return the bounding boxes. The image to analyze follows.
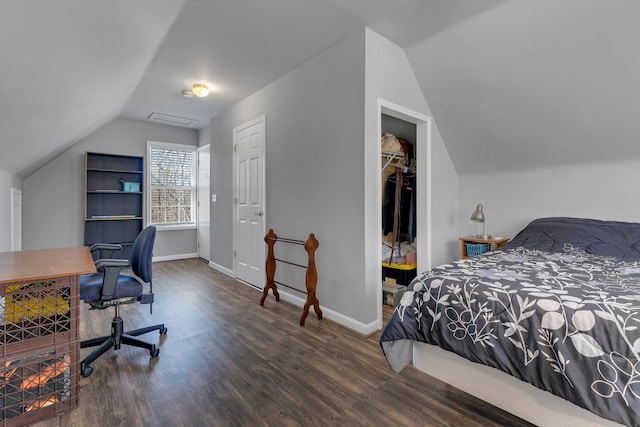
[255,210,263,216]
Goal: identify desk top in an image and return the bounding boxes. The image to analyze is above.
[0,246,96,284]
[459,236,510,244]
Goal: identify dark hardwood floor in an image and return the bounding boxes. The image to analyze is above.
[33,258,532,427]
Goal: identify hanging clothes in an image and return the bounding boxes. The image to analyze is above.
[397,137,414,161]
[382,173,416,243]
[381,133,403,203]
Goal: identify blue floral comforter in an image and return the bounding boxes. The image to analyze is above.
[380,245,640,426]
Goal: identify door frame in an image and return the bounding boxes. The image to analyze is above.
[232,115,266,283]
[375,99,432,330]
[197,144,211,261]
[11,188,22,251]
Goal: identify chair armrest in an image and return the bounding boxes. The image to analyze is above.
[94,258,130,300]
[94,258,129,270]
[89,243,123,260]
[89,243,122,252]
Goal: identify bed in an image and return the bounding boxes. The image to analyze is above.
[380,217,640,426]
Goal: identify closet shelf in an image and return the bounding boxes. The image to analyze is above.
[381,149,406,171]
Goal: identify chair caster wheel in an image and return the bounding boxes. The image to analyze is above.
[150,346,160,358]
[160,326,167,335]
[81,363,94,377]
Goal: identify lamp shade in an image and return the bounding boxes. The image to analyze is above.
[470,204,485,223]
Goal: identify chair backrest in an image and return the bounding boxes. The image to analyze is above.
[130,226,156,283]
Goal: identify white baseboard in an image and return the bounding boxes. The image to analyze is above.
[266,290,378,335]
[208,261,234,277]
[178,262,378,336]
[152,253,198,262]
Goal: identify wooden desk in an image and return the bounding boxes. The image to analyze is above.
[0,247,95,426]
[0,247,96,284]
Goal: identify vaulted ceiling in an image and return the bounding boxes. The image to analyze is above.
[2,0,638,178]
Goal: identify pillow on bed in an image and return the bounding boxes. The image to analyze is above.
[501,217,640,261]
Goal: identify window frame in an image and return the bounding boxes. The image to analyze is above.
[146,140,197,231]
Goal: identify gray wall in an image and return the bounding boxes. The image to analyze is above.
[382,114,416,143]
[209,30,367,324]
[208,28,459,331]
[364,27,459,268]
[458,159,640,254]
[23,118,198,258]
[364,28,459,327]
[198,124,211,148]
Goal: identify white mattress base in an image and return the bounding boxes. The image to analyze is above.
[413,342,622,427]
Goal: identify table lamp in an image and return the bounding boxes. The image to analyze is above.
[470,203,488,238]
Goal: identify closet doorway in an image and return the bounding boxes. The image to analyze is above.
[377,99,431,329]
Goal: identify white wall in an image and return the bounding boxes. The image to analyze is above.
[209,30,368,327]
[23,118,198,258]
[0,168,21,252]
[459,159,640,253]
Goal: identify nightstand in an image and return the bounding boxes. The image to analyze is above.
[459,236,509,259]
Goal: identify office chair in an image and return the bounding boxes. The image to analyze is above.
[79,225,167,377]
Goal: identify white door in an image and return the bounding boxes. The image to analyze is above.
[233,116,266,287]
[197,145,211,261]
[11,188,22,251]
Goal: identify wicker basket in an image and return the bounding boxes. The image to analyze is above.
[466,242,492,257]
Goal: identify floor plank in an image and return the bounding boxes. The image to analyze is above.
[31,258,532,427]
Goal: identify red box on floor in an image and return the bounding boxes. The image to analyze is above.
[1,342,79,426]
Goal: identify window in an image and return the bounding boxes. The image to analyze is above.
[147,141,197,229]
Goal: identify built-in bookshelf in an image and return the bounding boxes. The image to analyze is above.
[84,152,144,259]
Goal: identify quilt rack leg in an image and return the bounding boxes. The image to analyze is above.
[300,233,321,326]
[260,229,280,306]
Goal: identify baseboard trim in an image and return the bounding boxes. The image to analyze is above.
[197,267,378,335]
[264,290,379,335]
[208,261,234,277]
[153,253,198,262]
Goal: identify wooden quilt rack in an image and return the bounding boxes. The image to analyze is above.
[260,229,322,326]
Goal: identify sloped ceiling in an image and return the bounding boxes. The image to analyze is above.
[2,0,639,178]
[0,0,187,177]
[119,0,367,128]
[400,0,640,174]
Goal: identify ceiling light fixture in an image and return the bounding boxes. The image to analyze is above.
[181,83,210,99]
[191,83,209,98]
